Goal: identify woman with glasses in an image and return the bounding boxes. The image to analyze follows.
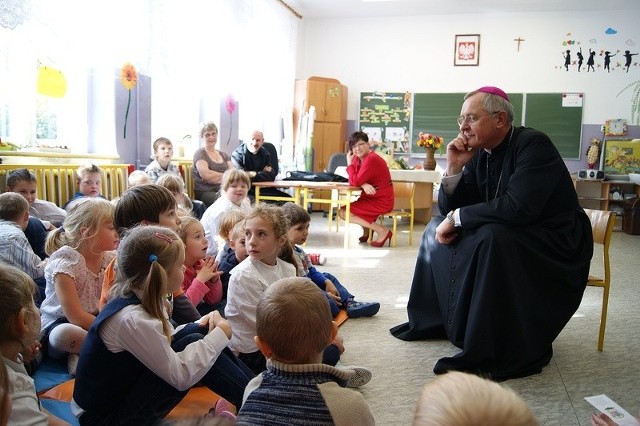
[192,122,234,207]
[338,131,394,247]
[391,86,593,380]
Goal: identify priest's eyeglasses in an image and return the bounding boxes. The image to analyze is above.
[456,111,499,126]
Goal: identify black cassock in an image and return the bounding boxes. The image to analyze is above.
[391,127,593,380]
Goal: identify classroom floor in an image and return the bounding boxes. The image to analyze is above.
[304,211,640,425]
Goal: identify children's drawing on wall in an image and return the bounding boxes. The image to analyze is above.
[563,49,571,71]
[557,29,637,73]
[386,127,409,153]
[587,48,596,71]
[577,47,584,72]
[603,51,616,72]
[624,50,639,72]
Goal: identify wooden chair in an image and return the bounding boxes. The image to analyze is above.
[376,182,415,247]
[583,208,616,351]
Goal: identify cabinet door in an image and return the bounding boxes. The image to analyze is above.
[323,83,343,123]
[308,80,327,121]
[313,122,342,172]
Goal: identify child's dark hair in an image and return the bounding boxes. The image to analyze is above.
[110,225,183,342]
[281,202,310,226]
[6,168,37,189]
[0,192,29,221]
[113,184,177,234]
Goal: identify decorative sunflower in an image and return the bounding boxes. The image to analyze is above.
[120,63,138,139]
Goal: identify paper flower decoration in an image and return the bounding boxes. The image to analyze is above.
[416,132,443,149]
[225,94,236,145]
[120,63,138,139]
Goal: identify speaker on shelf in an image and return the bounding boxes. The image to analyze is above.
[577,169,605,181]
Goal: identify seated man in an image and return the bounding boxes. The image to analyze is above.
[390,86,593,380]
[231,130,288,203]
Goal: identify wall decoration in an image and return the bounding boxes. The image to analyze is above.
[602,139,640,174]
[359,91,411,154]
[454,34,480,66]
[120,63,138,139]
[604,118,627,136]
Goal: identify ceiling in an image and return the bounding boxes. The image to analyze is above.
[285,0,640,19]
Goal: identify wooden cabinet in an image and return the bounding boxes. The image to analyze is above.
[574,178,640,230]
[294,76,347,172]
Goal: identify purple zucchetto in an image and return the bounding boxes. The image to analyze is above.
[476,86,509,102]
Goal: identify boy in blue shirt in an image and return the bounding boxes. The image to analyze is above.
[281,202,379,318]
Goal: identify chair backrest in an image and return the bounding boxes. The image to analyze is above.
[392,181,415,210]
[584,208,615,246]
[326,153,347,173]
[583,208,615,284]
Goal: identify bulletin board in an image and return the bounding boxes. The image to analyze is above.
[359,92,411,155]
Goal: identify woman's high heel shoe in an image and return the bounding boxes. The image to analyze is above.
[359,234,370,243]
[370,231,392,248]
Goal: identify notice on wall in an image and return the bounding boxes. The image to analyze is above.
[359,92,412,155]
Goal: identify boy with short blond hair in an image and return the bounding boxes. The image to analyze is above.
[63,163,105,209]
[237,277,375,425]
[144,137,183,184]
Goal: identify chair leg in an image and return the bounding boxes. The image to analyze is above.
[408,216,413,246]
[598,283,610,351]
[391,216,397,247]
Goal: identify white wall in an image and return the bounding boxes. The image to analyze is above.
[297,9,640,126]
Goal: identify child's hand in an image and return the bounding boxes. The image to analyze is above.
[199,311,232,339]
[196,256,221,283]
[20,340,42,364]
[324,280,341,305]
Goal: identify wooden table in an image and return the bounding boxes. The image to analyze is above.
[389,170,441,223]
[253,180,361,248]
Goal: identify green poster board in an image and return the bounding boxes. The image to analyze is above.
[359,92,411,155]
[411,93,464,155]
[523,93,583,159]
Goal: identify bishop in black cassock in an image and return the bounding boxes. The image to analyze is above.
[390,87,593,380]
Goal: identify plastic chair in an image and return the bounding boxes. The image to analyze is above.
[375,182,415,247]
[325,152,347,173]
[583,208,615,351]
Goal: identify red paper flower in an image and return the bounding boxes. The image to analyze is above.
[225,94,236,145]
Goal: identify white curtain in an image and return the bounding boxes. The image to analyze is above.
[0,0,299,156]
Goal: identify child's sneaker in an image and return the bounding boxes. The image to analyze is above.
[346,300,380,318]
[308,252,326,265]
[206,398,237,420]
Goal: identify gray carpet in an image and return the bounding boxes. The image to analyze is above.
[304,212,640,425]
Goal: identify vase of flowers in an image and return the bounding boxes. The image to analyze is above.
[416,132,443,171]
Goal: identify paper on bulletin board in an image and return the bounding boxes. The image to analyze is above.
[562,93,583,107]
[584,394,640,426]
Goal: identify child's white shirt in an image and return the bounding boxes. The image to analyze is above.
[225,258,296,354]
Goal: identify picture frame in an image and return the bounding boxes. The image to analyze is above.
[454,34,481,66]
[602,138,640,174]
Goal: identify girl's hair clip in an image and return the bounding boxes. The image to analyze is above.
[154,232,173,244]
[148,254,158,262]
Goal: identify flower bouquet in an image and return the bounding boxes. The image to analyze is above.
[416,132,443,170]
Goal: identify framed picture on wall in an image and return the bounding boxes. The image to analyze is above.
[454,34,480,66]
[602,139,640,174]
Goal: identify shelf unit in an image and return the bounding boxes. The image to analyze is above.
[574,178,640,230]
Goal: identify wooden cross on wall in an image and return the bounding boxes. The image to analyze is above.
[514,37,525,52]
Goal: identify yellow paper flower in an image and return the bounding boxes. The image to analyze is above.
[120,63,138,139]
[416,132,443,149]
[120,63,138,90]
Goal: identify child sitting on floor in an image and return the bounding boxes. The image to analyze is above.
[179,216,225,316]
[72,225,253,423]
[201,169,251,258]
[237,277,375,425]
[281,202,380,319]
[0,263,67,426]
[144,136,182,184]
[412,371,537,426]
[157,173,206,220]
[39,198,119,375]
[0,193,47,303]
[127,170,152,187]
[63,163,106,210]
[218,219,248,296]
[214,209,247,263]
[6,168,66,228]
